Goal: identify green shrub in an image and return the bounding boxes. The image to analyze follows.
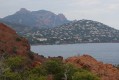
[27,75,46,80]
[2,69,22,80]
[64,63,78,80]
[1,55,47,80]
[44,59,64,74]
[28,51,34,60]
[5,56,25,71]
[72,70,100,80]
[16,37,22,42]
[13,46,18,53]
[43,59,64,80]
[21,67,47,80]
[30,66,47,76]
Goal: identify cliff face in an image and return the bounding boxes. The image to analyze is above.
[0,23,30,56]
[66,55,119,80]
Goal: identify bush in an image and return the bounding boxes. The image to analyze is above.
[28,51,34,60]
[30,66,47,76]
[2,69,22,80]
[43,59,64,80]
[64,63,78,80]
[5,56,26,71]
[16,37,22,42]
[72,70,100,80]
[0,55,48,80]
[27,75,46,80]
[13,46,18,54]
[21,67,47,80]
[44,59,64,74]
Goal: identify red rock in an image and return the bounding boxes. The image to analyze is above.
[0,23,30,56]
[66,55,119,80]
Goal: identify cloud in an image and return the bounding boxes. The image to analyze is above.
[77,0,100,5]
[108,4,119,11]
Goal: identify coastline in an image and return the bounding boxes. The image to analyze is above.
[30,42,119,46]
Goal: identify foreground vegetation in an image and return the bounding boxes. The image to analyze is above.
[0,55,100,80]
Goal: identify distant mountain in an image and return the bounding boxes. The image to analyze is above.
[1,8,69,28]
[22,19,119,44]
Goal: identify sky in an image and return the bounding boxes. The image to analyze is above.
[0,0,119,29]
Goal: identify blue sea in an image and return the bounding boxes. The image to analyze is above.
[31,43,119,64]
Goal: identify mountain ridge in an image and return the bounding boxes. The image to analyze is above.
[1,8,69,28]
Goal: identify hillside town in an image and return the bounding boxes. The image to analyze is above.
[22,20,119,44]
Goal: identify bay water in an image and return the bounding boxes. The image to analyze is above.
[31,43,119,64]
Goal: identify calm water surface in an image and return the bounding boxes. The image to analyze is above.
[31,43,119,64]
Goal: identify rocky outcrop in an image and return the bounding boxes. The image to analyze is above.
[0,23,30,56]
[66,55,119,80]
[0,23,47,67]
